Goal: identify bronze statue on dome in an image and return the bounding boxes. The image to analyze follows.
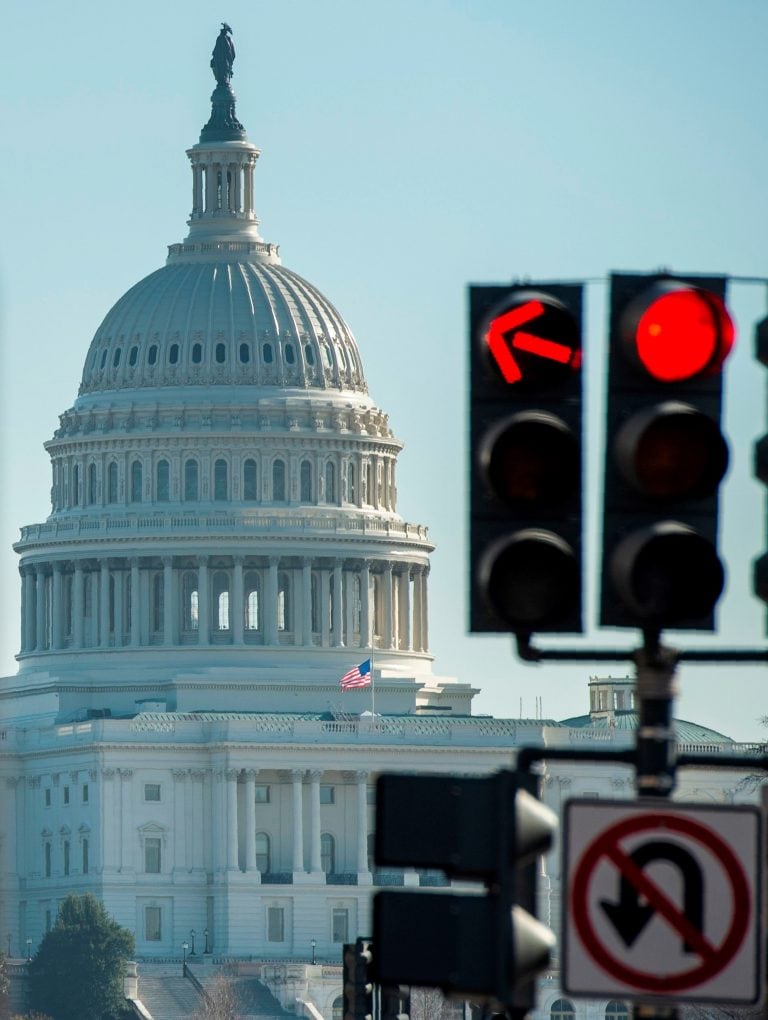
[211,23,236,85]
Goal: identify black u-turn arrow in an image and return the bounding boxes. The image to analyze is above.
[600,840,704,953]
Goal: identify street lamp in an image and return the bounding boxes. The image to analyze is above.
[182,941,188,977]
[204,927,210,954]
[311,938,316,965]
[189,929,196,956]
[26,938,32,962]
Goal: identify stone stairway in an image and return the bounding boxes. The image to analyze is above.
[135,974,203,1019]
[197,973,296,1018]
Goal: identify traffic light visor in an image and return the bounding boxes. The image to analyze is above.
[622,282,735,382]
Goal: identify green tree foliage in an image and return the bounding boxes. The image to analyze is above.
[28,894,134,1020]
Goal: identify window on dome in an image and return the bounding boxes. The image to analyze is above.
[213,572,230,631]
[214,459,228,500]
[304,344,315,366]
[277,572,291,632]
[129,346,138,367]
[107,462,118,504]
[321,833,335,875]
[322,345,333,369]
[152,572,164,634]
[100,349,108,370]
[182,572,199,632]
[352,576,361,633]
[347,462,356,504]
[192,343,203,364]
[325,462,336,504]
[311,573,320,633]
[148,345,158,366]
[72,463,80,507]
[239,343,250,364]
[113,348,121,368]
[285,343,295,365]
[169,343,179,365]
[131,460,143,503]
[87,464,97,505]
[244,574,260,631]
[263,343,273,364]
[300,461,312,502]
[184,459,199,501]
[272,459,286,502]
[255,832,271,873]
[366,462,374,505]
[243,459,258,501]
[156,460,169,502]
[215,343,226,364]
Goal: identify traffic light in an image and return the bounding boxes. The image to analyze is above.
[753,314,768,616]
[343,939,374,1020]
[600,272,735,630]
[380,985,410,1020]
[372,770,557,1008]
[469,283,584,637]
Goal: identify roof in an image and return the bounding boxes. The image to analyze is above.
[560,710,734,744]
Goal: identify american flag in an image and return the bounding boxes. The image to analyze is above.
[339,659,372,690]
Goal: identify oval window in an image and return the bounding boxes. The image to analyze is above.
[129,346,138,366]
[148,345,158,366]
[285,344,295,365]
[192,342,202,364]
[169,343,179,365]
[239,343,250,363]
[113,348,121,367]
[100,349,108,369]
[215,343,226,364]
[263,343,273,364]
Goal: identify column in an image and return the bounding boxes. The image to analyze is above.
[51,564,63,649]
[360,562,371,648]
[356,771,371,880]
[382,565,393,649]
[73,564,84,649]
[163,557,175,646]
[399,569,412,651]
[193,163,203,214]
[198,556,210,645]
[309,770,322,876]
[130,559,140,647]
[244,158,253,215]
[266,558,279,644]
[113,566,124,648]
[343,569,354,648]
[233,557,244,644]
[100,561,110,647]
[205,161,217,213]
[302,560,313,646]
[291,769,305,874]
[421,567,429,651]
[244,770,257,873]
[35,567,46,650]
[22,569,35,652]
[233,162,242,212]
[226,769,239,871]
[332,562,343,647]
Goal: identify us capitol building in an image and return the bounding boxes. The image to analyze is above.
[0,27,759,1020]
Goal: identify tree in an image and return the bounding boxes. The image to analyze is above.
[191,973,240,1020]
[28,894,134,1020]
[0,952,9,1020]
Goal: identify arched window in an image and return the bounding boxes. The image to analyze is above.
[332,997,344,1020]
[213,571,230,631]
[147,344,158,366]
[550,1000,575,1020]
[152,572,164,634]
[272,459,286,502]
[243,459,258,501]
[244,572,260,631]
[113,348,122,368]
[129,346,138,367]
[107,462,118,504]
[373,574,382,641]
[605,1003,629,1020]
[255,831,271,873]
[285,343,295,365]
[305,344,315,366]
[192,342,203,364]
[215,342,226,364]
[311,573,320,633]
[184,459,199,501]
[320,833,335,875]
[352,575,361,634]
[182,572,199,632]
[239,342,250,363]
[87,464,97,505]
[300,460,312,502]
[366,461,374,505]
[156,460,169,502]
[347,461,356,504]
[277,572,291,632]
[263,342,273,364]
[72,463,80,506]
[325,462,336,504]
[169,343,179,365]
[130,460,143,503]
[214,459,228,501]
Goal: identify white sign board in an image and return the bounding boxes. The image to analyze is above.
[562,800,762,1004]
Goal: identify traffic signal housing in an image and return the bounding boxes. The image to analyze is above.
[469,283,584,637]
[600,272,734,630]
[372,770,557,1008]
[753,314,768,617]
[343,939,374,1020]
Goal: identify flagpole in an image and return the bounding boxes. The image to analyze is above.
[370,644,375,720]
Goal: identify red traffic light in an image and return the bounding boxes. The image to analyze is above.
[483,292,581,386]
[621,281,735,382]
[613,401,729,499]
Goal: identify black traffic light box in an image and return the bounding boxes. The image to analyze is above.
[343,939,373,1020]
[372,770,557,1008]
[469,282,584,638]
[599,271,734,631]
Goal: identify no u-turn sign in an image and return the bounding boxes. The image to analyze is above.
[562,800,762,1004]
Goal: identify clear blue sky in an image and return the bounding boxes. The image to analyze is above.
[2,0,767,740]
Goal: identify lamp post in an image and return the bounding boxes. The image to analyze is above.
[190,929,196,956]
[311,938,316,965]
[204,927,210,954]
[26,938,32,962]
[182,941,188,977]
